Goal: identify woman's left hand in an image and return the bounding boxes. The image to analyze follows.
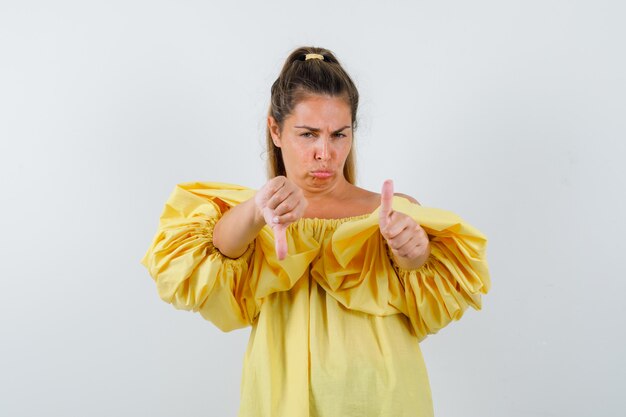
[379,179,431,270]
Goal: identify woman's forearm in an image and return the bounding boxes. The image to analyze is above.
[213,197,266,258]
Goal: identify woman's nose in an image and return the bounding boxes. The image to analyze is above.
[315,138,330,160]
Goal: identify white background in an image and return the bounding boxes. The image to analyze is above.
[1,1,624,416]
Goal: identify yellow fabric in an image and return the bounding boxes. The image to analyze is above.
[140,181,491,417]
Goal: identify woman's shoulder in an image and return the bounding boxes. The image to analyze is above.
[392,192,420,205]
[352,185,421,206]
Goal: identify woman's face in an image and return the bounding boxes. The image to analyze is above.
[269,94,353,193]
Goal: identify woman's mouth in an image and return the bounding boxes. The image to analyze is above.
[311,170,333,179]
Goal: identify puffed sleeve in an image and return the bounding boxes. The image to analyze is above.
[324,196,491,342]
[139,181,259,332]
[384,198,491,342]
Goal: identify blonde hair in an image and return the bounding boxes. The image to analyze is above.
[265,46,360,184]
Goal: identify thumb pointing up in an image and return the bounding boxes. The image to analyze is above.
[379,179,394,230]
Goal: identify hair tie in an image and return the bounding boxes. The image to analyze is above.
[304,53,325,61]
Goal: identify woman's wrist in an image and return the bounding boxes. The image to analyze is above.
[213,197,266,258]
[248,195,267,229]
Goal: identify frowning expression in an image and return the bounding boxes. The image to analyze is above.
[268,94,353,190]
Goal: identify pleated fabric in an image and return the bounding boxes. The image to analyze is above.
[140,181,491,417]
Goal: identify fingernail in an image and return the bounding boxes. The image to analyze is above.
[272,216,279,223]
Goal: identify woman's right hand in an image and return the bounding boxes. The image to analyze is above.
[254,176,308,260]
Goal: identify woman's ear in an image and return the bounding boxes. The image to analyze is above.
[268,116,282,147]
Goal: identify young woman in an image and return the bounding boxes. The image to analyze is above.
[141,46,491,417]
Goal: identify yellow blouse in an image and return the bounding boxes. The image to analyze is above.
[140,181,491,417]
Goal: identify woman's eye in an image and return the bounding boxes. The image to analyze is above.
[299,132,346,138]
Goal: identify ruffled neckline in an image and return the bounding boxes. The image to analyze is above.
[296,210,375,225]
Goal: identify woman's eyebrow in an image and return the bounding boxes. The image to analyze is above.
[294,125,351,132]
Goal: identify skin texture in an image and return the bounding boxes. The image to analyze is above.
[213,94,430,270]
